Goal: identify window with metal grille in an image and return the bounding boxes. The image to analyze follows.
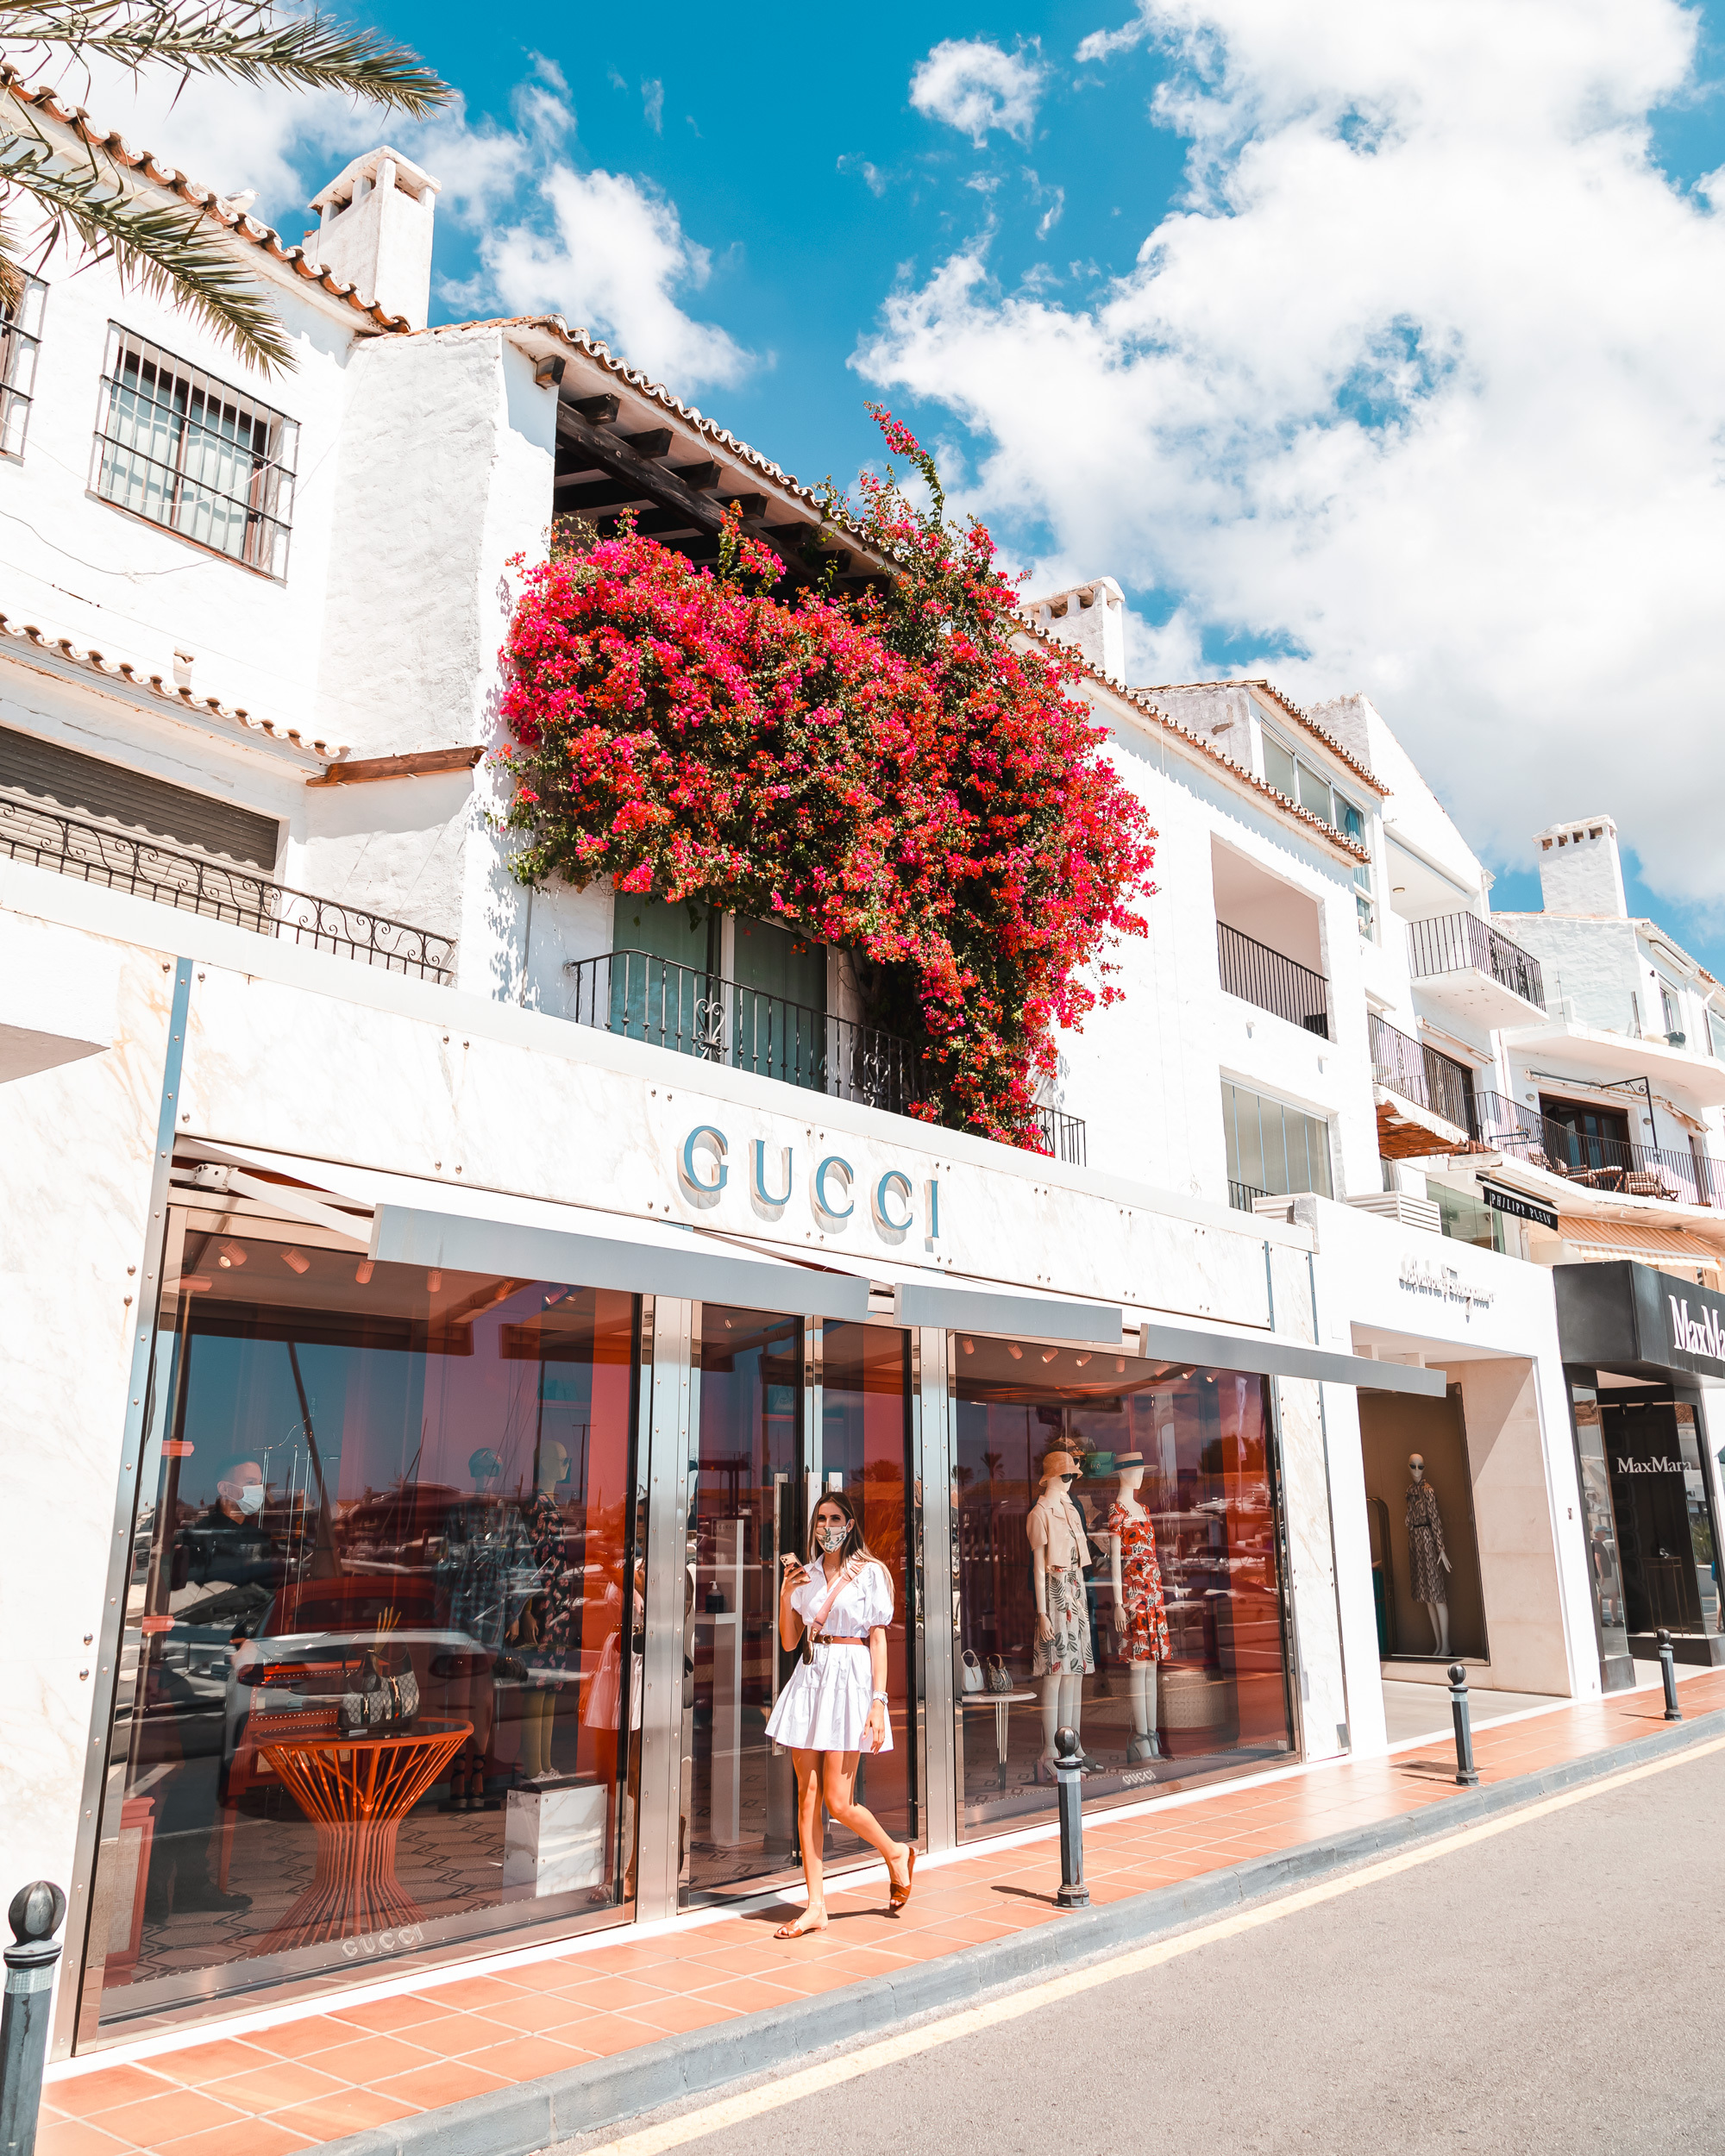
[91,326,298,577]
[0,276,47,458]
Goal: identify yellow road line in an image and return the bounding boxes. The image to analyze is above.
[580,1735,1725,2156]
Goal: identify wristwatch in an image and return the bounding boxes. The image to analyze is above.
[871,1690,889,1703]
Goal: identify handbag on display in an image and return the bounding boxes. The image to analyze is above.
[338,1645,419,1738]
[986,1655,1013,1695]
[961,1649,985,1694]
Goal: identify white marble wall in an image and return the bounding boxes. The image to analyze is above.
[0,916,172,1916]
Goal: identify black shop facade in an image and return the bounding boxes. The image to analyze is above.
[1554,1261,1725,1689]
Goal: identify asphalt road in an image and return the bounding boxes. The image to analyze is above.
[592,1741,1725,2156]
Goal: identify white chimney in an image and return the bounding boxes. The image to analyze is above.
[304,147,441,330]
[1024,577,1126,683]
[1535,815,1628,918]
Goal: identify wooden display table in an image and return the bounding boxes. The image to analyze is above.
[256,1719,471,1952]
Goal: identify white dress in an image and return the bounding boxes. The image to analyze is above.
[764,1559,895,1754]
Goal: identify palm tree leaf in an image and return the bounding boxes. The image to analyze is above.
[0,1,452,115]
[0,137,295,372]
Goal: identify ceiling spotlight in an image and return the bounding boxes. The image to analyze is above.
[216,1238,247,1269]
[1114,1357,1126,1375]
[1007,1343,1024,1361]
[1075,1353,1092,1369]
[1040,1349,1059,1364]
[281,1248,310,1275]
[426,1269,442,1292]
[354,1259,374,1285]
[962,1338,975,1355]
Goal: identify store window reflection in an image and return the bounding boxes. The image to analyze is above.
[951,1336,1293,1839]
[85,1219,643,2032]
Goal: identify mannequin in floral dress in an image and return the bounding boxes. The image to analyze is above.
[1406,1453,1452,1656]
[1107,1452,1170,1763]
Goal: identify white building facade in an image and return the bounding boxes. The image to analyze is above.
[0,95,1604,2067]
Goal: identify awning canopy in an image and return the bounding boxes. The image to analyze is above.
[1556,1216,1722,1270]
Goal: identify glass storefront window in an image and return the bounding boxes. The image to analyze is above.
[85,1214,644,2035]
[1571,1392,1628,1663]
[950,1337,1292,1838]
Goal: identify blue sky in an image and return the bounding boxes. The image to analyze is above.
[109,0,1725,970]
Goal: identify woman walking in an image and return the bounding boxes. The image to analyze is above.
[767,1489,915,1938]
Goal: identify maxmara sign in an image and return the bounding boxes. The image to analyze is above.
[1667,1294,1725,1364]
[678,1124,943,1243]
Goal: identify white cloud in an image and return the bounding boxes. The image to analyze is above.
[51,53,750,393]
[485,166,751,389]
[862,0,1725,912]
[909,39,1046,148]
[642,78,665,135]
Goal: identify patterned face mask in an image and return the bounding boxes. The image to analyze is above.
[818,1522,850,1552]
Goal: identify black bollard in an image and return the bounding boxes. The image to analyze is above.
[1,1881,66,2156]
[1658,1628,1683,1722]
[1447,1663,1479,1788]
[1054,1727,1089,1908]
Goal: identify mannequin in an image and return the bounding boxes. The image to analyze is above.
[1406,1452,1452,1655]
[1028,1445,1094,1781]
[1107,1452,1170,1762]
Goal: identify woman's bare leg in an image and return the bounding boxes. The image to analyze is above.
[776,1750,828,1937]
[821,1752,910,1890]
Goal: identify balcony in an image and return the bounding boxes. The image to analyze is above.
[1405,912,1545,1028]
[566,950,1088,1164]
[1473,1089,1722,1208]
[1368,1012,1481,1157]
[1216,921,1329,1038]
[0,792,455,981]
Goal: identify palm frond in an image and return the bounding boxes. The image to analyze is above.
[0,0,452,115]
[0,135,294,371]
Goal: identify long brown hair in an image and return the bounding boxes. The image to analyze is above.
[806,1486,878,1568]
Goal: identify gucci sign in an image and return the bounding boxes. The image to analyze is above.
[680,1125,942,1240]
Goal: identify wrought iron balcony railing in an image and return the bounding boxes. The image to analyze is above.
[0,792,456,981]
[1216,920,1330,1037]
[567,948,1088,1163]
[1034,1106,1088,1167]
[1228,1178,1272,1214]
[1407,912,1544,1010]
[1368,1011,1474,1131]
[1472,1089,1720,1207]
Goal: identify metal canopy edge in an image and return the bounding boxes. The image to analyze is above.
[1135,1318,1447,1397]
[893,1281,1122,1344]
[369,1205,871,1322]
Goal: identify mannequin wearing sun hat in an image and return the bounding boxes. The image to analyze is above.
[1028,1445,1093,1781]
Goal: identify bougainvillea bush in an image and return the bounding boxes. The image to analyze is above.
[497,411,1157,1149]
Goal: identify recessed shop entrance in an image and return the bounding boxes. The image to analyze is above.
[1358,1385,1488,1665]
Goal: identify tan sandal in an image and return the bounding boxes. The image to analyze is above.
[775,1908,828,1940]
[888,1846,917,1912]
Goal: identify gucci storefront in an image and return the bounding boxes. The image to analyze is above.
[51,976,1438,2055]
[1556,1261,1725,1688]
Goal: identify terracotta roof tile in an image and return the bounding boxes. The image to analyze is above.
[0,611,348,766]
[1136,675,1389,797]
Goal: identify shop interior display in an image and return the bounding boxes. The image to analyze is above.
[951,1338,1293,1837]
[1357,1388,1487,1664]
[83,1220,644,2039]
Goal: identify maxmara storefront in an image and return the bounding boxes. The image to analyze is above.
[9,882,1502,2059]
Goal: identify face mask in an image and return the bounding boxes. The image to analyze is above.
[818,1522,849,1553]
[236,1483,266,1516]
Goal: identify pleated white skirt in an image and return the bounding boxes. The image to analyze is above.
[764,1644,889,1754]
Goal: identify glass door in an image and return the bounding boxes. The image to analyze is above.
[684,1306,807,1902]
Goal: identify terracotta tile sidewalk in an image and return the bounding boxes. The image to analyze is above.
[42,1670,1725,2156]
